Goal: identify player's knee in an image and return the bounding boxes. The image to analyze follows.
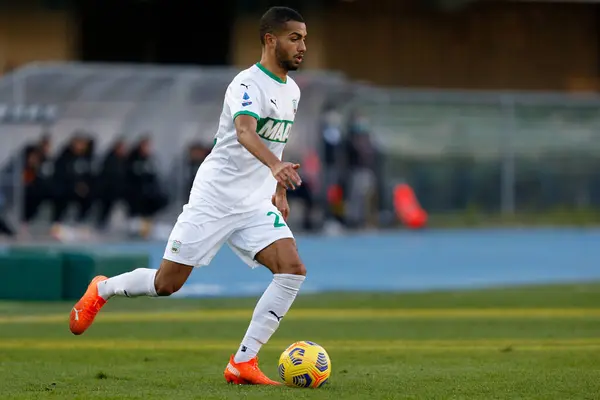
[154,260,193,296]
[279,261,306,276]
[154,279,184,297]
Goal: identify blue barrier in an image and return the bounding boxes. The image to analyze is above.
[73,227,600,298]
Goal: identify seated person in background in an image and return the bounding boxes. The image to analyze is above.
[2,135,55,236]
[50,134,94,240]
[23,136,55,226]
[183,141,212,197]
[126,136,168,237]
[95,138,129,231]
[0,189,15,237]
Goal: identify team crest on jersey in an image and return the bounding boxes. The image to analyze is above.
[171,240,182,254]
[242,92,252,107]
[292,99,297,114]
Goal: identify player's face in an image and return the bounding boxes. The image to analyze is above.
[274,21,307,72]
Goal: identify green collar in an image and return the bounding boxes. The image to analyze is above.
[256,62,287,84]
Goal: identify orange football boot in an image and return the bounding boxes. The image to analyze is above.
[69,275,108,335]
[224,354,282,385]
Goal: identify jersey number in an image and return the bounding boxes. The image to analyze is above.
[267,211,286,228]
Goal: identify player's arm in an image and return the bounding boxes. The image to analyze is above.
[234,115,301,190]
[235,114,279,169]
[271,151,292,220]
[276,150,290,196]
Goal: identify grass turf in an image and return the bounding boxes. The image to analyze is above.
[0,282,599,399]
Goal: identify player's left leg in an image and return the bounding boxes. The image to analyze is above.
[224,206,306,385]
[235,238,305,361]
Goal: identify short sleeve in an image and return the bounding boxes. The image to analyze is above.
[228,79,263,122]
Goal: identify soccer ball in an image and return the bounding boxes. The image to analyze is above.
[278,341,331,388]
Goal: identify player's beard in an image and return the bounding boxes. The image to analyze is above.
[275,42,299,72]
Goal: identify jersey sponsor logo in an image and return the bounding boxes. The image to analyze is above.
[292,99,297,114]
[242,92,252,107]
[256,117,293,143]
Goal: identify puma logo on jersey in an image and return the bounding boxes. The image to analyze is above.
[240,83,250,89]
[270,99,277,108]
[256,117,293,143]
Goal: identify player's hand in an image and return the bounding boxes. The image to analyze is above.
[271,192,290,221]
[271,162,301,190]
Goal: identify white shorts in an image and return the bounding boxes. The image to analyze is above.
[162,198,294,268]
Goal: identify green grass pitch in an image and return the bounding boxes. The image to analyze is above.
[0,283,599,399]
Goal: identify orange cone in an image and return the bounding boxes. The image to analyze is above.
[394,183,427,229]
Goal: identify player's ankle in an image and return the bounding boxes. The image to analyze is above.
[97,281,113,301]
[234,340,260,363]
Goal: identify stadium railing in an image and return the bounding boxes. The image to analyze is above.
[347,84,600,214]
[1,62,599,229]
[0,62,348,228]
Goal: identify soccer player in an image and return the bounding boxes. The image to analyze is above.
[69,6,308,386]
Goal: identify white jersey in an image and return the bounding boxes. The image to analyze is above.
[190,62,301,213]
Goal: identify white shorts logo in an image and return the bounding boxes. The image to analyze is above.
[171,240,182,254]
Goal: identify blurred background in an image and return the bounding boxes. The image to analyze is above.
[1,0,600,297]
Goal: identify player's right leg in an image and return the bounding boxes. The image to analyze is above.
[69,259,193,335]
[69,199,233,335]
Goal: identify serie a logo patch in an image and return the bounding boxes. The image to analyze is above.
[242,92,252,107]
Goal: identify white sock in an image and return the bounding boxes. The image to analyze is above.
[234,273,305,363]
[97,268,158,300]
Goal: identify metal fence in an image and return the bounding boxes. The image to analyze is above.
[1,62,599,227]
[349,86,600,214]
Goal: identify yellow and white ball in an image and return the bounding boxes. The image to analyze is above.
[278,341,331,388]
